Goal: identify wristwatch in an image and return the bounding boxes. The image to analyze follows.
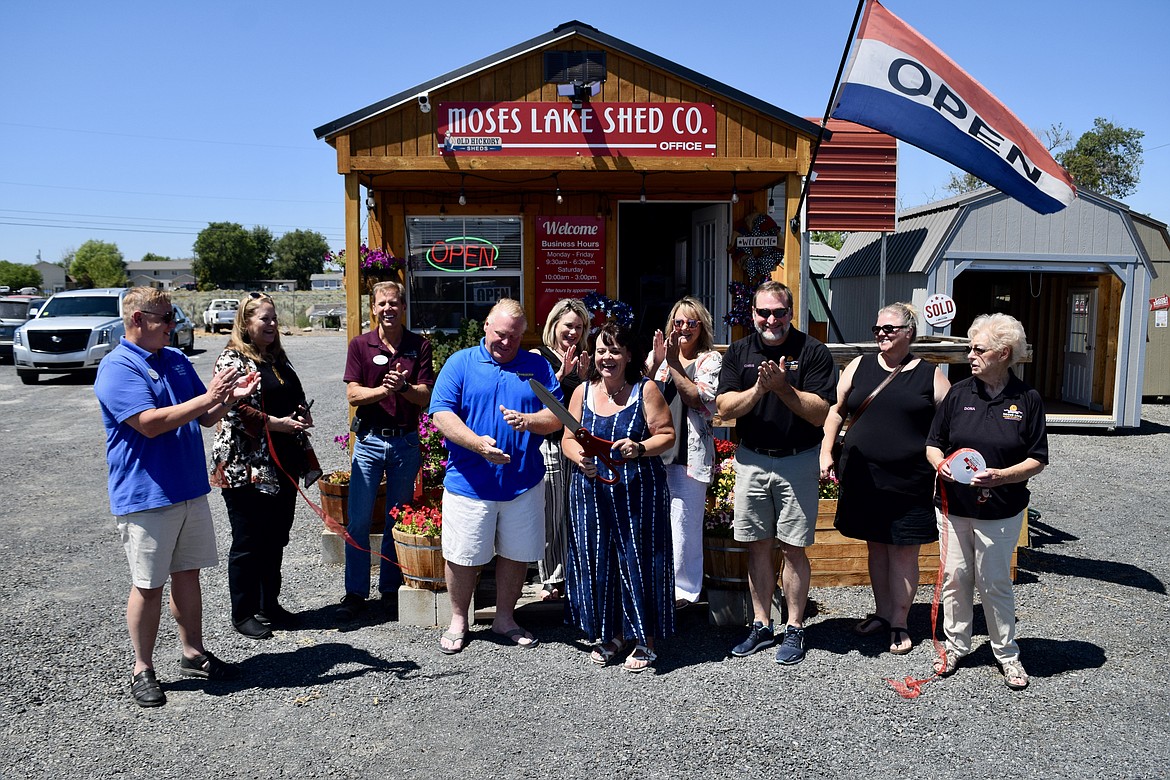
[636,441,646,457]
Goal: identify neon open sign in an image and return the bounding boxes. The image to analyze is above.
[425,236,500,273]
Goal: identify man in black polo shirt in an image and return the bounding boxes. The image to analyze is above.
[716,280,837,665]
[338,281,435,621]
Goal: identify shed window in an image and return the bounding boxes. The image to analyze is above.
[406,216,523,332]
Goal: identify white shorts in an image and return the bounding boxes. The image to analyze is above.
[441,485,545,567]
[117,495,219,589]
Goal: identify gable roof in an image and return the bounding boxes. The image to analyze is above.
[830,187,1164,279]
[314,20,822,141]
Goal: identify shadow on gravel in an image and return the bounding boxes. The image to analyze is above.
[168,642,422,696]
[1053,418,1170,437]
[1018,548,1166,594]
[1014,637,1106,677]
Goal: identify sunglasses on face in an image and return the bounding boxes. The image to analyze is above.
[673,318,700,329]
[871,324,910,336]
[969,345,992,355]
[248,291,273,300]
[138,309,176,324]
[754,307,789,320]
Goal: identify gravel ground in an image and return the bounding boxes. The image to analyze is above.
[1,329,1168,779]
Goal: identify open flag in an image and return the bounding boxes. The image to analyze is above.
[831,0,1075,214]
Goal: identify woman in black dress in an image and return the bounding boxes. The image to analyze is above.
[819,303,949,654]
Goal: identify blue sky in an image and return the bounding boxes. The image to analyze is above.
[2,0,1166,267]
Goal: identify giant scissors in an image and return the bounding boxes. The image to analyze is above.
[529,379,627,484]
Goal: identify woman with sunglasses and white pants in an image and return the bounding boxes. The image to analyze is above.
[820,302,950,655]
[647,296,722,609]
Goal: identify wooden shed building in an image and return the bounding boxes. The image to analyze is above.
[828,187,1168,428]
[313,20,823,346]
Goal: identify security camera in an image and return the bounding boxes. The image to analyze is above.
[418,93,431,113]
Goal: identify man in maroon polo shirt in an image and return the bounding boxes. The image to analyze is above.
[337,281,435,621]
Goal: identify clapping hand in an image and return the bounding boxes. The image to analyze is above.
[651,329,667,368]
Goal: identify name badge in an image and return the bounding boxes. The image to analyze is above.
[372,354,389,366]
[147,369,160,380]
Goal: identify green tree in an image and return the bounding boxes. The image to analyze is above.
[140,252,172,262]
[1057,117,1144,198]
[944,171,985,196]
[192,222,273,288]
[70,240,126,288]
[0,260,43,289]
[271,229,330,289]
[810,231,845,251]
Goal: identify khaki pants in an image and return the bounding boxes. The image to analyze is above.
[937,507,1025,664]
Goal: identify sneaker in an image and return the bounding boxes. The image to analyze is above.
[731,621,776,657]
[775,625,807,665]
[336,593,366,621]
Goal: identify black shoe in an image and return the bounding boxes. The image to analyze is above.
[336,593,366,621]
[178,651,239,680]
[255,604,298,629]
[234,616,274,640]
[130,669,166,708]
[731,621,776,657]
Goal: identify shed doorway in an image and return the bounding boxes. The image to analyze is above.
[950,269,1115,414]
[617,202,730,349]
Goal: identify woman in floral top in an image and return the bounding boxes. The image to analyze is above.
[210,294,320,640]
[647,296,722,608]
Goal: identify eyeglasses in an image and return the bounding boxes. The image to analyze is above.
[871,324,910,336]
[673,318,700,329]
[138,309,176,324]
[968,345,991,355]
[754,307,789,320]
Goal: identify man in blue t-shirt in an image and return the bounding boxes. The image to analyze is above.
[94,287,259,707]
[429,298,562,654]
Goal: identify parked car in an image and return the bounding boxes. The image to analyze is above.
[202,298,238,333]
[11,288,127,384]
[26,298,47,318]
[170,303,196,353]
[0,295,40,363]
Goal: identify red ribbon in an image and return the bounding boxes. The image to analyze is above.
[258,400,404,570]
[885,451,967,698]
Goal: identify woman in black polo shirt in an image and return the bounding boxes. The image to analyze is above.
[926,313,1048,690]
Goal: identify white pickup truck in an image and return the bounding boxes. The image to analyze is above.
[203,298,239,333]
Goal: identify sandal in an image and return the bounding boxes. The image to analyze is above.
[622,644,657,673]
[1001,659,1030,690]
[889,627,913,655]
[590,637,628,666]
[439,630,467,655]
[932,650,963,677]
[540,585,563,602]
[178,651,238,681]
[853,615,889,636]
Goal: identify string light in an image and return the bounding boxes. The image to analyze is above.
[639,173,647,204]
[458,175,467,207]
[731,173,739,204]
[555,174,564,205]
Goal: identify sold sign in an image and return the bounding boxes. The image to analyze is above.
[922,293,957,328]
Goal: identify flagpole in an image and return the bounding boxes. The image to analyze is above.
[789,0,869,236]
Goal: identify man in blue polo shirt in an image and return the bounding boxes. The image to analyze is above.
[429,298,562,654]
[94,287,259,707]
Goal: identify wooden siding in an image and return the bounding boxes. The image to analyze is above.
[338,39,806,173]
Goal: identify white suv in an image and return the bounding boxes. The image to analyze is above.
[12,288,128,384]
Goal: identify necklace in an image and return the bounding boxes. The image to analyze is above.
[604,382,627,402]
